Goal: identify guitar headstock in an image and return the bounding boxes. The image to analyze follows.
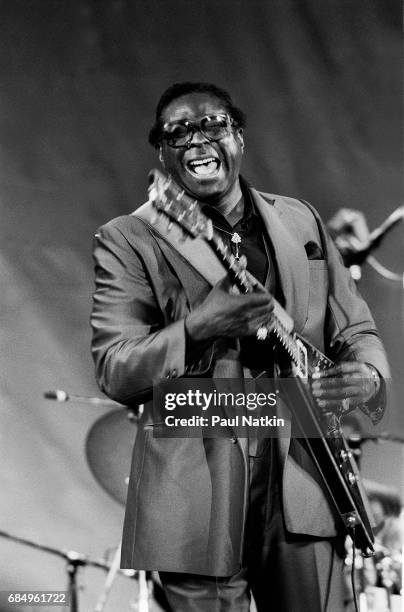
[148,168,213,240]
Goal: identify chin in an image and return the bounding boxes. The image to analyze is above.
[178,171,227,201]
[185,181,224,202]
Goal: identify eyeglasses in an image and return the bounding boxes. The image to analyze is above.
[161,113,234,148]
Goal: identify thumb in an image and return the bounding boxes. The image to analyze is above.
[215,273,235,293]
[215,273,242,296]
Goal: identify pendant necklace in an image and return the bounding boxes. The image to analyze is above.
[213,226,243,259]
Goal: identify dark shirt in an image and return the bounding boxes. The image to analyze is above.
[186,181,278,372]
[201,187,269,288]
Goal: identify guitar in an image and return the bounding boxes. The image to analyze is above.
[147,167,375,556]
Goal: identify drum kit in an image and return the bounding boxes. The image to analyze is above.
[0,391,170,612]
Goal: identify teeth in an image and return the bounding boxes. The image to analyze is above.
[189,157,216,166]
[186,157,220,176]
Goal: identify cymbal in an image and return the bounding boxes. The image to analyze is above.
[85,409,137,506]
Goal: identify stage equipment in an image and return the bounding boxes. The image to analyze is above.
[0,529,136,612]
[332,206,404,267]
[44,390,140,506]
[44,389,126,407]
[85,408,137,506]
[343,434,403,611]
[42,393,162,610]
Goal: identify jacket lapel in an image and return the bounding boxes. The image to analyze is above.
[250,189,309,334]
[134,201,228,286]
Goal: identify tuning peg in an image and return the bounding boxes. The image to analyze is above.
[205,219,214,240]
[148,187,158,202]
[150,210,159,225]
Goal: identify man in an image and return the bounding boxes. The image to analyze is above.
[91,82,389,611]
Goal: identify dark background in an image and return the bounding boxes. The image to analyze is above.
[0,1,402,610]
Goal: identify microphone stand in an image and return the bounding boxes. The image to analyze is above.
[41,392,148,610]
[43,389,127,408]
[0,529,136,612]
[66,551,86,612]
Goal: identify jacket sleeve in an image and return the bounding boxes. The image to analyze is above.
[311,205,390,423]
[91,221,187,404]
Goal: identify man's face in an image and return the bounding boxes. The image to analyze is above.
[159,93,244,204]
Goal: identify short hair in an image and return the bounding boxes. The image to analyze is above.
[148,82,246,148]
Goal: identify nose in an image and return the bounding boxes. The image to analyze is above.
[187,127,210,147]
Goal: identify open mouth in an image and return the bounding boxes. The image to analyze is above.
[186,157,220,177]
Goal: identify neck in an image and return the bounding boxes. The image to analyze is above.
[204,179,244,225]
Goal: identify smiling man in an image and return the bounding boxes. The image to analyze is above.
[91,82,389,611]
[153,88,245,212]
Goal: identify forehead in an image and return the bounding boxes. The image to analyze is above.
[162,93,227,123]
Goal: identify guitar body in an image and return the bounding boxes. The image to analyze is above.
[147,168,375,556]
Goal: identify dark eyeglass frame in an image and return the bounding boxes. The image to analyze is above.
[160,113,235,148]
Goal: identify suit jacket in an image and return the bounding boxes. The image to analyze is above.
[91,184,389,576]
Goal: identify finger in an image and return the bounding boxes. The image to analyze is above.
[238,255,248,270]
[246,307,275,322]
[229,284,241,295]
[312,377,366,392]
[242,293,273,307]
[317,399,353,411]
[215,274,235,292]
[312,362,363,379]
[313,385,364,401]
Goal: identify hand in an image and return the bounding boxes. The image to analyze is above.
[327,209,371,266]
[185,258,274,342]
[327,208,370,250]
[311,361,379,413]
